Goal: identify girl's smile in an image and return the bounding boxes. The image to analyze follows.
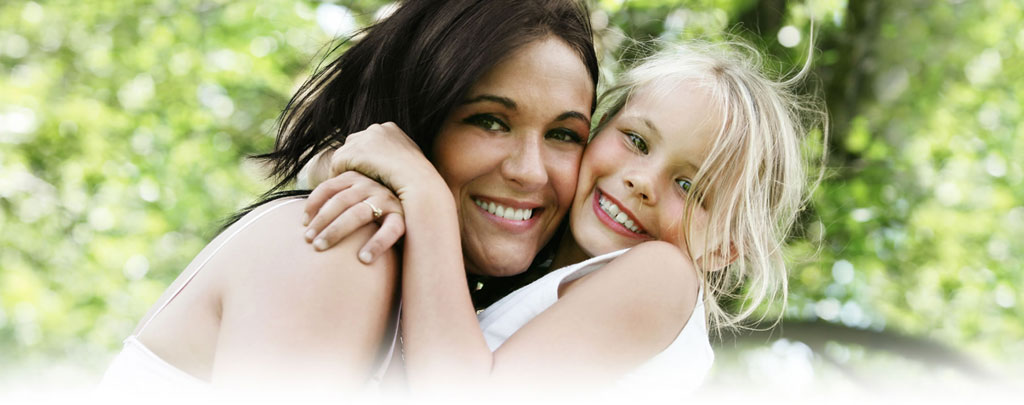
[570,80,719,258]
[592,188,651,239]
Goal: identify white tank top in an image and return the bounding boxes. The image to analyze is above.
[476,248,714,397]
[97,198,398,393]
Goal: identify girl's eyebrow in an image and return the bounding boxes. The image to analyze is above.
[621,115,663,142]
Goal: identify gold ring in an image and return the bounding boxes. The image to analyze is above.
[360,199,383,219]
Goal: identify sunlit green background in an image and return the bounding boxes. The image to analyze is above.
[1,0,1021,393]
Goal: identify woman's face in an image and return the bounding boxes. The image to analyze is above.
[570,81,718,258]
[431,37,594,277]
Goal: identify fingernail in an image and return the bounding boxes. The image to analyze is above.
[302,213,310,226]
[313,238,328,251]
[358,250,372,264]
[305,229,316,242]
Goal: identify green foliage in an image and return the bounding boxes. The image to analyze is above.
[1,0,1020,387]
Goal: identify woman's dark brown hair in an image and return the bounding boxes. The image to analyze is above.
[258,0,599,191]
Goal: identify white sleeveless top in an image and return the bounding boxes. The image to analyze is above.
[476,248,714,397]
[97,198,398,393]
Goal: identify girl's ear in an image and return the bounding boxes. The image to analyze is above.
[697,242,738,272]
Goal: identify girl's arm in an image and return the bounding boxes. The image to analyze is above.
[403,224,699,392]
[331,124,701,394]
[492,241,699,387]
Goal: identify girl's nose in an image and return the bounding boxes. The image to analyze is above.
[624,170,657,205]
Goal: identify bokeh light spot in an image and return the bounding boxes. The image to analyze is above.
[316,4,356,38]
[832,260,855,285]
[777,25,801,48]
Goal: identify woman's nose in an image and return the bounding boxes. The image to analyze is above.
[500,133,548,191]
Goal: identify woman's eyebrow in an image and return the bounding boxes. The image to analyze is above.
[460,94,516,109]
[460,94,588,124]
[555,111,590,125]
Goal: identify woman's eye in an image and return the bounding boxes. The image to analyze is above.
[465,114,508,132]
[624,131,648,154]
[676,178,692,193]
[547,129,583,144]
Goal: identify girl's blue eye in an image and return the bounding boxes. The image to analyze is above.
[547,128,583,144]
[676,178,692,192]
[625,132,648,154]
[465,114,508,131]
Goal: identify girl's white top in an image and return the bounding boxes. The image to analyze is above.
[476,248,714,397]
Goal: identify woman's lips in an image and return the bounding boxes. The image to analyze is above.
[472,196,543,232]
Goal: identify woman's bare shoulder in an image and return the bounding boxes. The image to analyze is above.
[208,198,397,302]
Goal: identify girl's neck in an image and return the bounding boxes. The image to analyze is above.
[551,231,590,270]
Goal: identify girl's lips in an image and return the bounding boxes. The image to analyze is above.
[592,190,650,240]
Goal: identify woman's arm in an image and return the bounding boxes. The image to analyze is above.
[296,147,333,189]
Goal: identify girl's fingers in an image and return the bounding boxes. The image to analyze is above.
[358,213,406,264]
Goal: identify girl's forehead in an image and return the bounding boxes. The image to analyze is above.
[621,82,720,131]
[617,81,722,167]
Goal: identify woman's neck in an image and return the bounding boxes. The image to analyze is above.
[551,231,590,270]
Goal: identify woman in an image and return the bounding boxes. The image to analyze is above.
[99,0,598,392]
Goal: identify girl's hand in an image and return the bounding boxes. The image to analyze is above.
[303,171,405,264]
[329,122,444,201]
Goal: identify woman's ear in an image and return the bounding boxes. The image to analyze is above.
[697,242,738,272]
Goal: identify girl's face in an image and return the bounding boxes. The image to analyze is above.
[570,81,719,258]
[432,36,594,277]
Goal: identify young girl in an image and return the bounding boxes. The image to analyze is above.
[306,39,823,396]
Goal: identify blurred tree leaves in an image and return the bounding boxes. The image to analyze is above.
[1,0,1021,386]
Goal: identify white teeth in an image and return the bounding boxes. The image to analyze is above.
[474,199,534,221]
[599,194,642,233]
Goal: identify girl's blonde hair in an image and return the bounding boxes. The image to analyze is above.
[594,39,827,331]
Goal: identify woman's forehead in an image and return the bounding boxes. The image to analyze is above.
[461,37,594,118]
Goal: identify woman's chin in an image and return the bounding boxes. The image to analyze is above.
[466,263,530,278]
[464,250,533,278]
